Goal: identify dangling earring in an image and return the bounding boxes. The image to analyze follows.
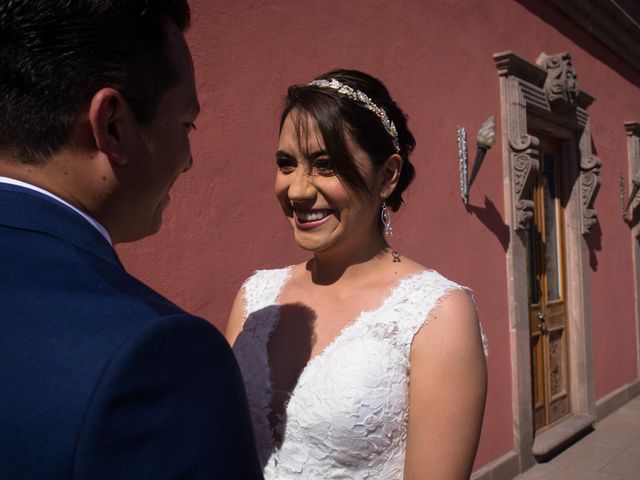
[381,201,393,237]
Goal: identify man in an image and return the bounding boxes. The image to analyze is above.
[0,1,262,479]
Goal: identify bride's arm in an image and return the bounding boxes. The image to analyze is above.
[403,289,487,480]
[224,287,246,347]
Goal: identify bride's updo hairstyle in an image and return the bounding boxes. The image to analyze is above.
[280,69,416,212]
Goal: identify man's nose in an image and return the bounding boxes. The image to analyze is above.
[183,155,193,173]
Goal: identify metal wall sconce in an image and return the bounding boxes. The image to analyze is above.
[620,172,640,218]
[458,116,497,204]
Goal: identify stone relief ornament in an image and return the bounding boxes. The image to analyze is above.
[510,134,540,230]
[580,153,602,234]
[537,52,580,113]
[494,50,600,233]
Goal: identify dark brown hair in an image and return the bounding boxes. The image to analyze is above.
[280,69,416,211]
[0,0,191,164]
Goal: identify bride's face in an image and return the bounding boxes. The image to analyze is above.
[274,112,384,253]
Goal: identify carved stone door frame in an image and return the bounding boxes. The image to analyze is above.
[493,51,600,471]
[625,123,640,381]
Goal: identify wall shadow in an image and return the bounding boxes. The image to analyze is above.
[514,0,640,89]
[585,220,602,271]
[465,196,511,252]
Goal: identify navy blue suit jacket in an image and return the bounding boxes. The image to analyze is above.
[0,184,263,479]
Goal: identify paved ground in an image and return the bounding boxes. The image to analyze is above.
[515,395,640,479]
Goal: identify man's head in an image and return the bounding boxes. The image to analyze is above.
[0,0,191,164]
[0,0,199,243]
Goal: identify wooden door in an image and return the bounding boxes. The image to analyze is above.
[525,138,570,432]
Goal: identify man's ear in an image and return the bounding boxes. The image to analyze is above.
[379,153,403,200]
[88,88,131,165]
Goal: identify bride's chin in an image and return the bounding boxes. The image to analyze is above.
[292,234,334,253]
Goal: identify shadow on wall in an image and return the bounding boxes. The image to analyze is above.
[515,0,640,89]
[582,137,602,272]
[585,220,602,271]
[465,196,510,252]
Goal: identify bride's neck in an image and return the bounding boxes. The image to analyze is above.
[307,235,390,285]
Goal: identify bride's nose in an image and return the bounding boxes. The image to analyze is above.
[287,169,316,202]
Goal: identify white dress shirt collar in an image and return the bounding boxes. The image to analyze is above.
[0,176,112,245]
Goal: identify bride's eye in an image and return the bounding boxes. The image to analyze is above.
[313,158,335,176]
[276,155,296,174]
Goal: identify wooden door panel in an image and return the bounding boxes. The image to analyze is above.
[528,137,570,433]
[548,327,568,398]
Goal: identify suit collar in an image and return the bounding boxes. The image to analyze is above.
[0,176,112,244]
[0,184,122,267]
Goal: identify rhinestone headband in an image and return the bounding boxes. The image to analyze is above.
[308,78,400,152]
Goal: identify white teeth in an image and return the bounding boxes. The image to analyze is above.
[297,210,330,222]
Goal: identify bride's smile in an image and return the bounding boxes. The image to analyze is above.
[294,208,334,226]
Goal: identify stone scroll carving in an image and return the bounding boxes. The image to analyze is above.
[537,52,580,113]
[511,135,540,230]
[494,51,600,234]
[537,51,601,234]
[580,153,602,234]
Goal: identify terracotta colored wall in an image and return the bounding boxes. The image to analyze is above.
[116,0,640,471]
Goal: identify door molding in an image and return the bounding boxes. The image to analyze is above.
[625,122,640,381]
[493,51,600,470]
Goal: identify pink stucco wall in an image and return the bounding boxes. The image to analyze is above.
[117,0,640,471]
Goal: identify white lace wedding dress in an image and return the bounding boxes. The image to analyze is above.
[233,267,487,479]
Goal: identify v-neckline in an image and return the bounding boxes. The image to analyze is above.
[269,267,431,402]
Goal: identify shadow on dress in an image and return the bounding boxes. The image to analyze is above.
[266,302,317,449]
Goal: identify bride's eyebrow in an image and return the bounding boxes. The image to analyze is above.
[307,149,329,159]
[274,149,329,162]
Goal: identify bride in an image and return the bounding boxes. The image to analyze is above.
[226,69,487,479]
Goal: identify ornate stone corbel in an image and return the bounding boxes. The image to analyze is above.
[580,153,602,234]
[537,52,580,113]
[510,134,540,230]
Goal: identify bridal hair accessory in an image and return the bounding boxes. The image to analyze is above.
[308,78,401,153]
[381,201,393,237]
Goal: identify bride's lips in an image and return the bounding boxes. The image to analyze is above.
[294,209,334,230]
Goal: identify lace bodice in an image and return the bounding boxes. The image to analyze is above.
[233,267,486,479]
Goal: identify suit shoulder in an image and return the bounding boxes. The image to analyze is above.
[73,312,264,479]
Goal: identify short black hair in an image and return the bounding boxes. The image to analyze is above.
[0,0,191,164]
[280,69,416,212]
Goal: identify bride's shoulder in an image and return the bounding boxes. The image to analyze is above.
[403,266,487,358]
[393,256,465,289]
[226,265,294,343]
[386,256,447,286]
[388,260,476,320]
